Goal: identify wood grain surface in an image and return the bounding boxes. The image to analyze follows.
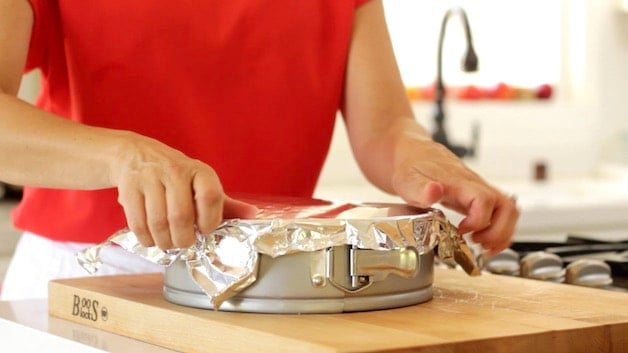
[48,268,628,353]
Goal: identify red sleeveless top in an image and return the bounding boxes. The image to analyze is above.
[13,0,370,242]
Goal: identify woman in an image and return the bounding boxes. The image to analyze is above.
[0,0,518,300]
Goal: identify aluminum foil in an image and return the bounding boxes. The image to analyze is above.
[77,198,479,309]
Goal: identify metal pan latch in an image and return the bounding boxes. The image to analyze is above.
[310,245,420,293]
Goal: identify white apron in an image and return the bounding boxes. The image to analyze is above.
[1,232,163,301]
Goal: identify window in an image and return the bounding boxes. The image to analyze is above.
[383,0,562,89]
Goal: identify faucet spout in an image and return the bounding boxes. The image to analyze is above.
[433,7,479,158]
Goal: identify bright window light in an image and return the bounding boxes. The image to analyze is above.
[383,0,562,88]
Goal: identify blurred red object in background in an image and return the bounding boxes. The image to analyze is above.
[405,83,553,101]
[536,84,553,99]
[406,86,422,101]
[457,85,485,100]
[420,84,436,100]
[487,82,517,100]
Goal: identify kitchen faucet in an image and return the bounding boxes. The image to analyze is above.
[432,7,479,158]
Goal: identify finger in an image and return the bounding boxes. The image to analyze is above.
[143,178,172,250]
[455,188,497,235]
[471,197,519,254]
[118,182,152,247]
[192,169,224,234]
[223,196,259,219]
[164,175,196,248]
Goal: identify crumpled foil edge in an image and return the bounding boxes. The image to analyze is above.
[77,208,479,309]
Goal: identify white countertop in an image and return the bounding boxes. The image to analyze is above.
[0,300,178,353]
[315,169,628,242]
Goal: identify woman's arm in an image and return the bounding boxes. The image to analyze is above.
[342,0,518,254]
[0,0,256,248]
[0,0,133,190]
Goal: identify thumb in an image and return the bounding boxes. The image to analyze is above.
[393,172,445,208]
[223,196,259,220]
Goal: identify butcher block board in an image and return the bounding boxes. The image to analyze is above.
[48,268,628,353]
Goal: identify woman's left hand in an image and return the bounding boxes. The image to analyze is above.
[390,135,519,254]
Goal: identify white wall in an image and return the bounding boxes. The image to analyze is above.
[595,2,628,163]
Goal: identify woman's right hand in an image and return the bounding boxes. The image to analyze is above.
[111,132,258,250]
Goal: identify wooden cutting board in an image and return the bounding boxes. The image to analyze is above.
[48,268,628,353]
